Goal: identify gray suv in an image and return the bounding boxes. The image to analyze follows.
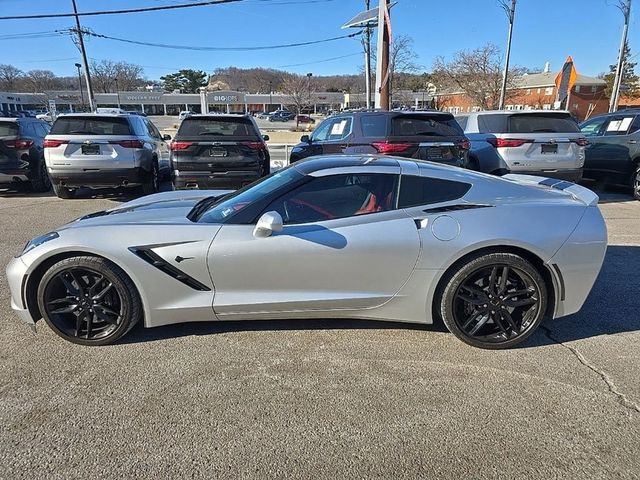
[456,110,588,182]
[44,113,171,198]
[580,109,640,200]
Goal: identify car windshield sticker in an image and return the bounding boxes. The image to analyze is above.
[331,120,348,136]
[607,117,633,132]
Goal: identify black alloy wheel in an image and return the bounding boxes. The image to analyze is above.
[37,256,141,345]
[439,253,547,349]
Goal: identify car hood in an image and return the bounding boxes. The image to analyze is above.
[59,189,234,229]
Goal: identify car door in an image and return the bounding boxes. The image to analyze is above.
[208,167,421,318]
[584,114,636,183]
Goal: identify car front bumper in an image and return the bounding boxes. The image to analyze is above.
[49,167,148,189]
[172,170,262,190]
[5,255,36,326]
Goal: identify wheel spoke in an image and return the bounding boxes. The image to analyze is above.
[50,304,78,314]
[468,314,490,336]
[60,272,82,296]
[462,310,483,331]
[493,312,509,336]
[87,274,104,296]
[92,282,113,301]
[85,311,93,339]
[457,293,486,306]
[500,309,519,332]
[504,297,537,308]
[488,267,498,293]
[75,311,83,337]
[498,266,509,294]
[94,305,119,324]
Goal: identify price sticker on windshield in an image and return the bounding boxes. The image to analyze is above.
[331,120,348,136]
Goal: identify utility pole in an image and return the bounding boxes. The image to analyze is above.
[364,0,372,109]
[498,0,516,110]
[71,0,95,111]
[74,63,85,109]
[374,0,390,110]
[609,0,632,113]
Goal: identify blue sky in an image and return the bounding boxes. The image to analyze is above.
[0,0,637,80]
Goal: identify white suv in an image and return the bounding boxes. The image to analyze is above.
[456,110,588,182]
[44,113,171,198]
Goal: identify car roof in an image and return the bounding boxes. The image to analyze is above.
[0,117,19,122]
[185,114,252,119]
[57,113,132,118]
[460,110,572,117]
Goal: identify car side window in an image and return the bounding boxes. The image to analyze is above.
[627,115,640,135]
[603,116,636,136]
[264,173,399,225]
[477,114,506,133]
[145,119,162,139]
[580,117,607,137]
[398,175,471,208]
[312,117,352,142]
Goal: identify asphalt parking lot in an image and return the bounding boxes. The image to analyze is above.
[0,184,639,479]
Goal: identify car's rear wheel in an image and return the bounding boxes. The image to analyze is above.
[37,256,142,346]
[30,157,51,192]
[632,163,640,201]
[52,183,76,199]
[439,253,547,349]
[142,160,159,196]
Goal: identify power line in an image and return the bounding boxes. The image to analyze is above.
[0,0,243,21]
[81,29,362,51]
[277,52,362,68]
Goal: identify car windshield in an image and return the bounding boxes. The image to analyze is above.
[0,121,19,136]
[178,117,257,138]
[50,116,133,135]
[391,115,463,136]
[197,167,304,223]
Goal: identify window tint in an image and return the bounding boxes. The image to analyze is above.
[507,113,579,133]
[603,116,636,136]
[50,116,133,135]
[630,115,640,134]
[398,176,471,208]
[178,117,258,138]
[360,114,388,137]
[580,117,607,137]
[265,173,398,224]
[455,115,468,131]
[312,117,353,142]
[391,114,463,137]
[0,122,19,136]
[477,114,507,133]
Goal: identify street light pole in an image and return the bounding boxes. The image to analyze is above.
[74,62,85,110]
[269,81,273,112]
[498,0,517,110]
[71,0,95,111]
[609,0,632,113]
[306,73,313,114]
[364,0,372,109]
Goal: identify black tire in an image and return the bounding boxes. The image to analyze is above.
[632,162,640,201]
[30,157,51,192]
[52,183,76,199]
[141,160,159,196]
[438,252,547,349]
[37,256,142,346]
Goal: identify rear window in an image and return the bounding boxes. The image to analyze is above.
[507,113,579,133]
[0,121,19,136]
[391,114,463,137]
[399,176,471,208]
[455,115,468,131]
[178,117,258,138]
[50,116,133,135]
[477,114,507,133]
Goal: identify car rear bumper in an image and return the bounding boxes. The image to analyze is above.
[0,157,35,184]
[49,167,147,188]
[172,169,261,189]
[508,168,583,183]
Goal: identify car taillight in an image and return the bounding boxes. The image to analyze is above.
[242,141,265,150]
[571,138,589,147]
[487,138,534,148]
[111,140,144,149]
[43,139,67,148]
[457,139,471,150]
[372,142,414,154]
[4,139,34,149]
[170,141,193,151]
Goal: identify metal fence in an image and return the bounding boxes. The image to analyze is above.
[267,143,294,171]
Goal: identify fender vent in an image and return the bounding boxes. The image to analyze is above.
[128,246,211,291]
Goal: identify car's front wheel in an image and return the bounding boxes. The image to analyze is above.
[438,253,547,349]
[37,256,142,346]
[632,162,640,201]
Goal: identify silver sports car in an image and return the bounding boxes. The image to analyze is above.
[6,155,607,349]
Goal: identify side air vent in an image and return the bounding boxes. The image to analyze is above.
[422,204,493,214]
[128,246,211,291]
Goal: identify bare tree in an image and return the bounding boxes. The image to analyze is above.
[24,70,59,93]
[90,60,144,93]
[279,73,317,128]
[0,65,24,91]
[432,43,524,110]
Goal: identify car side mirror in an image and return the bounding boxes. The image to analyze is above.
[163,134,172,141]
[253,211,283,238]
[300,135,310,143]
[263,134,270,141]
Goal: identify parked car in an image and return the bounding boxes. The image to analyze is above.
[170,114,270,190]
[289,111,470,168]
[44,113,171,198]
[579,109,640,200]
[255,111,272,119]
[296,115,316,124]
[0,117,52,192]
[178,111,192,121]
[6,155,607,348]
[455,110,588,182]
[269,111,295,122]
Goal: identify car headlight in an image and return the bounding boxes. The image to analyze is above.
[20,232,59,256]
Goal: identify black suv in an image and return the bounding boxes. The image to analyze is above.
[289,111,470,166]
[0,117,51,192]
[170,114,270,190]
